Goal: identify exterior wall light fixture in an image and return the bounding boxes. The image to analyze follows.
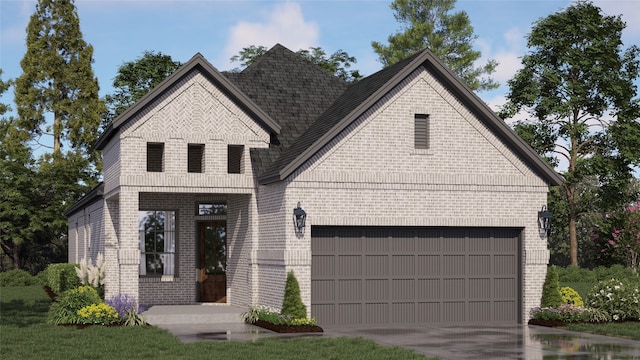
[538,205,552,233]
[293,202,306,234]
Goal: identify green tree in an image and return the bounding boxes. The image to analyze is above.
[281,270,307,319]
[540,266,563,308]
[230,45,362,83]
[6,0,103,271]
[104,51,182,125]
[372,0,498,92]
[500,2,640,267]
[0,70,37,270]
[14,0,104,160]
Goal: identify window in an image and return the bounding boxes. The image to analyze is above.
[147,143,164,172]
[198,203,227,216]
[138,211,176,276]
[188,144,204,173]
[227,145,244,174]
[414,114,429,150]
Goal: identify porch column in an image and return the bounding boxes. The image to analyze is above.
[117,187,140,299]
[103,196,119,299]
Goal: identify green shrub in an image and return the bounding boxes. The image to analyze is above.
[0,269,37,286]
[541,266,563,307]
[47,286,102,325]
[46,263,81,295]
[530,304,609,323]
[593,265,635,282]
[557,265,596,283]
[560,286,584,306]
[586,278,640,321]
[281,271,307,319]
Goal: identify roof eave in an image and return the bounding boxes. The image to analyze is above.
[94,53,281,151]
[269,51,432,183]
[266,49,563,187]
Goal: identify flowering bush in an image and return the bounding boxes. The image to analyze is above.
[586,278,640,321]
[529,304,609,323]
[47,286,102,324]
[242,305,316,326]
[560,287,584,307]
[105,294,146,326]
[593,204,640,272]
[77,303,119,325]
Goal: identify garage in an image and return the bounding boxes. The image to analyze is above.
[311,226,521,326]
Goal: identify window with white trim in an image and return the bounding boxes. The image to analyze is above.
[138,211,176,276]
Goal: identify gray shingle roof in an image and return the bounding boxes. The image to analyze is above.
[224,44,348,176]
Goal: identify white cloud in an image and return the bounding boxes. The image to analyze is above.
[223,2,319,67]
[593,0,640,36]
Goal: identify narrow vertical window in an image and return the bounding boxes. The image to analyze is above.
[414,114,429,149]
[147,143,164,172]
[227,145,244,174]
[188,144,204,173]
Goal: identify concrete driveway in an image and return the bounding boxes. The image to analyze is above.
[146,306,640,359]
[158,322,640,359]
[321,323,640,359]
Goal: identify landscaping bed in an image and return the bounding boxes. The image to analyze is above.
[253,319,323,333]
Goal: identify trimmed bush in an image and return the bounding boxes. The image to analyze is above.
[560,286,584,307]
[557,265,596,283]
[586,278,640,321]
[541,266,563,307]
[47,286,102,325]
[281,271,307,319]
[0,269,37,286]
[46,263,81,295]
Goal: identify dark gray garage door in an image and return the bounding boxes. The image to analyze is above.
[311,227,521,326]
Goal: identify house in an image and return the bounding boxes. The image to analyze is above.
[65,44,563,326]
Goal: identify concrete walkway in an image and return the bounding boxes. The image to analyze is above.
[143,305,640,359]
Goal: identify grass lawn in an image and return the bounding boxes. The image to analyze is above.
[565,322,640,341]
[1,286,429,360]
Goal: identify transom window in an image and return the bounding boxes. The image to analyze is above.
[138,211,176,276]
[198,203,227,216]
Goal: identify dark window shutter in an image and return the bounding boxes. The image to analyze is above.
[415,114,429,149]
[188,144,204,173]
[147,143,164,172]
[227,145,244,174]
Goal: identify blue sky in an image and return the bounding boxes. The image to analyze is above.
[1,0,639,158]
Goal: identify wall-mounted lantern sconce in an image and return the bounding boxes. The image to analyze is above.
[293,202,307,234]
[538,205,552,233]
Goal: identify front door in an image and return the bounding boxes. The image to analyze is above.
[198,221,226,302]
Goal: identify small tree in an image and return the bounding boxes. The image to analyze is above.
[540,265,563,307]
[593,203,640,272]
[281,270,307,319]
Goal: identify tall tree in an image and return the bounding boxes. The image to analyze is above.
[104,51,182,125]
[14,0,104,160]
[372,0,498,91]
[0,69,36,270]
[230,45,362,83]
[7,0,104,270]
[500,1,640,266]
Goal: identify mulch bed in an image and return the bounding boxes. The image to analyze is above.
[528,319,569,327]
[252,319,323,333]
[43,286,57,300]
[529,319,640,327]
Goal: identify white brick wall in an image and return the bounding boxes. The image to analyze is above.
[255,67,551,322]
[98,67,270,306]
[76,63,552,323]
